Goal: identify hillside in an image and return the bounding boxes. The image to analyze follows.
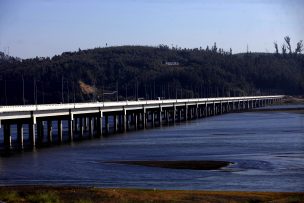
[0,45,303,105]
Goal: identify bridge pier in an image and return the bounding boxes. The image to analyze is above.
[79,117,84,139]
[97,113,103,137]
[134,112,138,130]
[3,123,12,151]
[29,120,36,149]
[158,108,162,127]
[47,120,53,144]
[17,123,24,150]
[68,115,73,142]
[37,120,44,146]
[84,117,88,132]
[173,107,176,124]
[184,105,188,121]
[89,117,94,138]
[58,120,62,144]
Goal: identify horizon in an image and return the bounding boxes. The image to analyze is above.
[1,0,304,59]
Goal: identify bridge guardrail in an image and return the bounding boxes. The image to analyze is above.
[0,95,285,113]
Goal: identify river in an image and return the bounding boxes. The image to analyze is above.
[0,105,303,191]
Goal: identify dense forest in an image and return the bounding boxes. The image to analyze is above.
[0,42,303,105]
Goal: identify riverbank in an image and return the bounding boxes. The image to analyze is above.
[281,96,304,104]
[0,186,303,203]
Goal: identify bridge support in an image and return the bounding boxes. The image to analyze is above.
[29,120,36,149]
[47,120,53,144]
[173,106,176,124]
[97,111,103,137]
[17,123,24,150]
[3,123,12,151]
[89,117,94,139]
[58,120,62,144]
[79,117,84,139]
[37,120,44,146]
[158,108,162,127]
[68,114,73,142]
[142,109,146,129]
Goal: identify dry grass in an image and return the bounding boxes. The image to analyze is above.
[0,186,303,203]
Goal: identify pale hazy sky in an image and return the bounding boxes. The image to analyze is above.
[0,0,303,58]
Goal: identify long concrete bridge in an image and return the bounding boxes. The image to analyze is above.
[0,95,284,153]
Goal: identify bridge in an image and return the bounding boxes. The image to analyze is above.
[0,95,284,153]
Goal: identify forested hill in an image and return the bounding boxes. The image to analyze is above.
[0,45,303,105]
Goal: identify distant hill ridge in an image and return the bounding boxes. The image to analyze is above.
[0,45,303,105]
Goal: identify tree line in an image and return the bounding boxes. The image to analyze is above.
[0,40,303,105]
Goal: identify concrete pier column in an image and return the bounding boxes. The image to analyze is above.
[118,113,123,132]
[158,108,162,126]
[184,106,188,121]
[166,110,170,124]
[89,117,94,138]
[47,120,53,144]
[142,110,146,129]
[173,107,176,124]
[84,117,88,132]
[178,109,182,121]
[134,112,138,130]
[205,103,208,117]
[113,114,118,133]
[29,120,36,149]
[127,114,131,130]
[220,102,223,114]
[37,120,44,146]
[3,123,12,151]
[213,103,216,115]
[57,119,62,144]
[74,117,78,133]
[190,108,193,119]
[97,112,103,137]
[79,117,84,139]
[105,114,109,134]
[122,110,127,132]
[151,112,155,127]
[17,123,24,150]
[68,117,73,142]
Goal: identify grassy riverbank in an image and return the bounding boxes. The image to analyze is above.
[0,186,303,203]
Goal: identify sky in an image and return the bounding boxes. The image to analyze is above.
[0,0,303,59]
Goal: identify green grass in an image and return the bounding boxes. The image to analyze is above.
[287,195,304,203]
[26,191,60,203]
[0,191,21,202]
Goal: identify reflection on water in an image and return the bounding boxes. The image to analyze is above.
[0,106,303,191]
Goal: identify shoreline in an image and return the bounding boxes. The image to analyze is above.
[0,186,303,203]
[280,95,304,105]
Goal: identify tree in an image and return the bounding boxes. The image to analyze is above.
[295,40,303,54]
[274,42,279,54]
[282,44,287,55]
[212,42,217,53]
[284,36,292,54]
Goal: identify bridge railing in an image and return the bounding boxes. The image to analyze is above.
[0,95,285,113]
